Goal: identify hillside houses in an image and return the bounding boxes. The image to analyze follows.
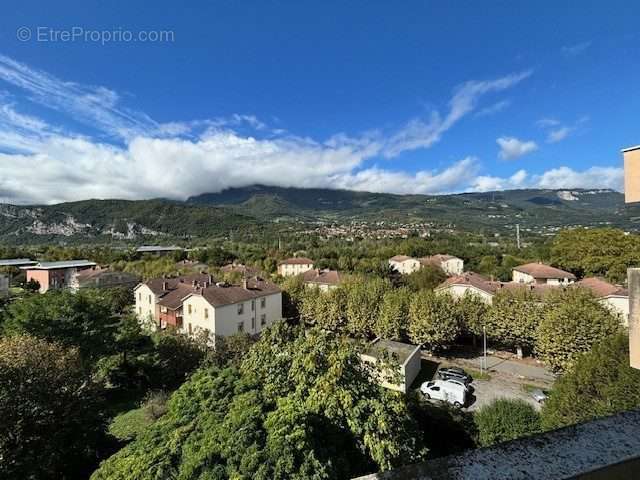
[389,254,463,276]
[436,266,629,323]
[278,257,314,277]
[21,260,97,293]
[135,273,283,339]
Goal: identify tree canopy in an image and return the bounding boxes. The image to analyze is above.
[91,323,427,479]
[474,398,541,447]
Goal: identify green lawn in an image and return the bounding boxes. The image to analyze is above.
[109,407,154,441]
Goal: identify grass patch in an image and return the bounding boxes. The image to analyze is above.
[465,368,491,381]
[521,383,539,393]
[109,407,153,441]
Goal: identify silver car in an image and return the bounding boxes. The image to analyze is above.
[531,388,548,403]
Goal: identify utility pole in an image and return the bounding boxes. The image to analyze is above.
[483,326,487,374]
[516,224,521,249]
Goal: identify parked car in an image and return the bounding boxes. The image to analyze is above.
[530,388,549,404]
[442,378,473,393]
[437,367,472,385]
[420,380,466,408]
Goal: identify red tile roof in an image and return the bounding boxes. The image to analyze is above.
[196,277,281,306]
[301,269,342,285]
[513,263,576,280]
[438,271,560,298]
[575,277,628,298]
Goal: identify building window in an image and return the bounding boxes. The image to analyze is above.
[138,307,142,314]
[238,303,244,315]
[260,314,266,326]
[261,297,266,308]
[188,304,192,315]
[148,295,152,304]
[251,316,256,330]
[237,322,244,332]
[251,299,255,311]
[204,308,209,319]
[188,323,192,334]
[138,293,141,301]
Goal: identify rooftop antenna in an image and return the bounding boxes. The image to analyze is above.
[516,224,521,249]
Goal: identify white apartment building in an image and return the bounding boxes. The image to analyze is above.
[421,254,464,276]
[388,255,421,274]
[278,257,314,277]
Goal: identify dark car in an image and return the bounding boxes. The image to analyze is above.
[437,367,472,385]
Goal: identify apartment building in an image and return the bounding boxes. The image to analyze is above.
[388,255,421,274]
[389,254,463,276]
[278,257,314,277]
[21,260,97,293]
[135,273,282,338]
[70,266,140,291]
[575,277,630,326]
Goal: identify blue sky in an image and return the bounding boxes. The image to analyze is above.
[0,1,638,204]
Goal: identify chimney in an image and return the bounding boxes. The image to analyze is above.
[623,146,640,204]
[203,281,209,288]
[243,278,248,290]
[192,280,196,287]
[209,274,214,284]
[162,281,167,291]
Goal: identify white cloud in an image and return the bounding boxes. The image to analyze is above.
[561,41,592,57]
[497,136,538,160]
[382,71,531,157]
[534,166,623,191]
[471,169,528,191]
[475,100,510,117]
[547,126,571,143]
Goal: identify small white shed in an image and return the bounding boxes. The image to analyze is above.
[360,338,422,393]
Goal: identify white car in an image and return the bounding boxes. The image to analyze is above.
[420,379,466,408]
[442,378,471,392]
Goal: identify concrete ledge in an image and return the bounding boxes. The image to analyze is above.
[354,409,640,480]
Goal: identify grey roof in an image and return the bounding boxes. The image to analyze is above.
[363,338,421,366]
[0,258,38,267]
[21,260,97,270]
[136,245,184,253]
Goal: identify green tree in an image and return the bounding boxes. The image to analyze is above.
[474,398,541,447]
[0,336,108,479]
[404,265,446,291]
[536,289,621,373]
[344,277,391,338]
[456,292,488,340]
[485,288,545,355]
[408,290,461,350]
[374,287,411,341]
[2,289,119,364]
[542,333,640,430]
[92,323,427,479]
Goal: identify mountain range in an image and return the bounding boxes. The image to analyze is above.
[1,185,639,244]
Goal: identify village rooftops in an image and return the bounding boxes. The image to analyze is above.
[438,272,559,298]
[513,262,576,280]
[0,258,38,267]
[575,277,628,298]
[140,272,214,296]
[136,245,184,253]
[279,257,314,265]
[20,260,97,270]
[301,268,342,286]
[186,277,282,307]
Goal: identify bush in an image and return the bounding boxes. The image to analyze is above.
[474,398,541,447]
[542,333,640,430]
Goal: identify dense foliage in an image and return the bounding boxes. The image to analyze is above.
[474,398,541,447]
[536,289,621,373]
[542,334,640,430]
[91,323,427,479]
[0,336,109,479]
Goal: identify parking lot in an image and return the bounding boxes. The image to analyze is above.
[411,355,554,412]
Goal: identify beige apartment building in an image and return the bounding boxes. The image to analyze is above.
[301,269,342,291]
[277,257,314,276]
[624,145,640,203]
[389,254,463,276]
[135,273,282,339]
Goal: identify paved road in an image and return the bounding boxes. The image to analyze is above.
[457,354,555,384]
